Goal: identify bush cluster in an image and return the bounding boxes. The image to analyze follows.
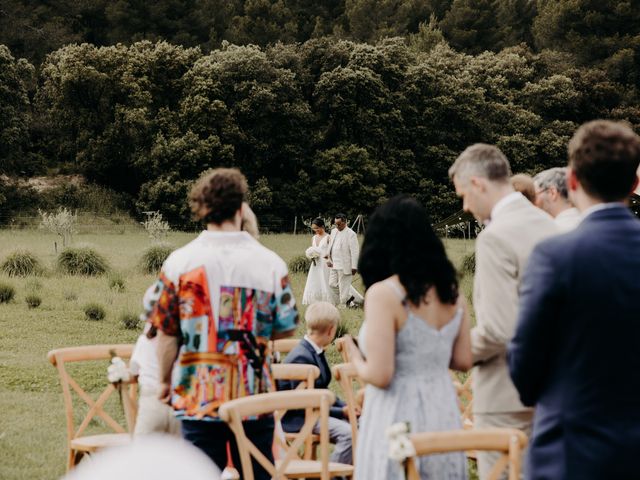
[108,273,126,292]
[461,252,476,276]
[58,247,109,276]
[288,254,311,274]
[1,250,43,277]
[0,283,16,303]
[120,312,141,330]
[25,294,42,309]
[84,303,106,321]
[141,244,173,274]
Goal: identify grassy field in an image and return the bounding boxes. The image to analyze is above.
[0,230,474,480]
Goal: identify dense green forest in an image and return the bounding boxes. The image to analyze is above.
[1,0,639,228]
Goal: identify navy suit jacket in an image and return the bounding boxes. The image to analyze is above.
[277,339,345,432]
[508,205,640,480]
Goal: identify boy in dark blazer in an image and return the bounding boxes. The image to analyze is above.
[278,302,354,465]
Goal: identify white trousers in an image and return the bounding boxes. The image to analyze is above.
[134,388,181,436]
[329,270,353,305]
[474,411,532,480]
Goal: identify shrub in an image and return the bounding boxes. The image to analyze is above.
[288,254,311,273]
[141,211,171,243]
[39,207,78,246]
[108,272,126,292]
[58,247,109,276]
[461,252,476,276]
[0,283,16,303]
[140,244,173,274]
[25,294,42,308]
[1,250,43,277]
[84,303,106,321]
[120,312,141,330]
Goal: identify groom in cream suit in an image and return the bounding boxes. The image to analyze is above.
[327,213,360,307]
[449,144,557,479]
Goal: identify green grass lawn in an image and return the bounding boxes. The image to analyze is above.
[0,230,473,479]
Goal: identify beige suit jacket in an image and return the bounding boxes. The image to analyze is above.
[472,195,558,414]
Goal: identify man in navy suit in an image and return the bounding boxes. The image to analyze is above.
[508,120,640,480]
[278,302,355,465]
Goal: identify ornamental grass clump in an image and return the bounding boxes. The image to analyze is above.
[461,252,476,276]
[58,247,109,276]
[140,244,173,274]
[1,250,43,277]
[25,294,42,309]
[120,312,141,330]
[288,254,311,273]
[84,303,106,321]
[108,272,126,292]
[0,283,16,303]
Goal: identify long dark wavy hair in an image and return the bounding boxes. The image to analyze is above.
[359,195,459,305]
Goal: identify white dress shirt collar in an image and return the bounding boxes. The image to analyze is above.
[303,335,324,354]
[581,202,624,219]
[489,191,524,223]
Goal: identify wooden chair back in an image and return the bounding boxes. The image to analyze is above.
[405,428,528,480]
[47,344,137,469]
[271,363,320,459]
[334,337,350,363]
[331,363,360,459]
[218,389,336,480]
[271,339,301,363]
[450,371,474,428]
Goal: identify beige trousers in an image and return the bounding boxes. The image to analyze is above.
[134,388,181,436]
[328,269,353,305]
[474,411,533,480]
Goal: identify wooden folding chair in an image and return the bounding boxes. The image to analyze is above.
[271,363,321,460]
[219,390,354,480]
[450,371,474,429]
[405,428,528,480]
[271,339,301,363]
[47,344,138,470]
[331,362,360,462]
[334,337,351,363]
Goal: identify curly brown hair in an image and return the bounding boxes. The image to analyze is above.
[569,120,640,202]
[189,168,248,225]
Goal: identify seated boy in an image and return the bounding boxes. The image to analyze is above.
[278,302,354,465]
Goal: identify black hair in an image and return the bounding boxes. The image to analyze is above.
[358,195,459,305]
[311,217,325,228]
[334,213,347,222]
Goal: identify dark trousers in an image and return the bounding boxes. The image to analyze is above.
[181,417,275,480]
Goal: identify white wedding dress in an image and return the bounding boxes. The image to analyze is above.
[302,234,332,305]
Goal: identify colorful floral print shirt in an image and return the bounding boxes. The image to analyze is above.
[146,231,299,421]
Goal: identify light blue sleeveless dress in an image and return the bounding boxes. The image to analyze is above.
[355,282,468,480]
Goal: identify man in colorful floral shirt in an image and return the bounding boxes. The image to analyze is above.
[149,168,299,478]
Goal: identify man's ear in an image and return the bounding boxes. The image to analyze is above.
[567,167,579,192]
[469,176,483,191]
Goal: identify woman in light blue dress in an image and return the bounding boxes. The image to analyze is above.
[345,195,472,480]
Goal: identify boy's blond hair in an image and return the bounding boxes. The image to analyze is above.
[305,302,340,333]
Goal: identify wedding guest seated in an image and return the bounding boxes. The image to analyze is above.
[278,302,355,466]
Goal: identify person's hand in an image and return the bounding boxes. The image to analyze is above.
[351,268,357,275]
[342,405,362,419]
[158,382,172,405]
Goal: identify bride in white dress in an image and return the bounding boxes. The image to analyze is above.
[302,218,332,304]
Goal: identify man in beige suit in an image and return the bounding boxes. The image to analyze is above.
[449,144,557,479]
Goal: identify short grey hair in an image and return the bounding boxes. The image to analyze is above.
[448,143,512,183]
[533,167,568,200]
